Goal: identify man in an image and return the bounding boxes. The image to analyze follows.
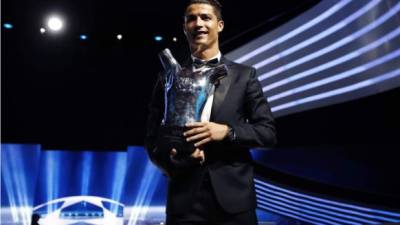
[145,0,277,224]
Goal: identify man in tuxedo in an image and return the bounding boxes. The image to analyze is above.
[145,0,277,224]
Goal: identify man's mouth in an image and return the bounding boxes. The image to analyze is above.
[193,31,208,38]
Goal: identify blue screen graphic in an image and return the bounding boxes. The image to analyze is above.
[1,144,168,225]
[1,144,298,225]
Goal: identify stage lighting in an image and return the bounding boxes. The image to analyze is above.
[117,34,123,40]
[172,37,177,42]
[154,35,163,42]
[40,28,46,34]
[3,23,13,29]
[33,196,124,225]
[80,35,88,40]
[47,16,63,31]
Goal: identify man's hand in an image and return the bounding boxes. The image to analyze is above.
[170,148,205,165]
[184,122,229,147]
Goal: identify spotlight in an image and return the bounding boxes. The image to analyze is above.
[117,34,123,40]
[172,37,177,42]
[3,23,13,29]
[40,28,46,34]
[154,35,163,42]
[80,35,88,40]
[47,16,63,31]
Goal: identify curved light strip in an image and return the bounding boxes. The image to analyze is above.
[33,196,123,210]
[256,187,400,222]
[257,190,388,224]
[258,201,342,225]
[253,0,381,69]
[259,2,400,83]
[255,179,400,218]
[269,47,400,102]
[258,196,365,225]
[259,205,333,225]
[235,0,352,63]
[271,68,400,112]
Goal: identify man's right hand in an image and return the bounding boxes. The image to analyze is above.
[170,148,205,165]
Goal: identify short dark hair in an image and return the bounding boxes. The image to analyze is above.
[185,0,223,20]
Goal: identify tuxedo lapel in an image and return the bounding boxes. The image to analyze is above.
[211,57,234,120]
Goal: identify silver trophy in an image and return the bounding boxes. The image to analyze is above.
[157,48,227,159]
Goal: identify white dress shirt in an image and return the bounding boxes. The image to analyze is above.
[191,52,222,122]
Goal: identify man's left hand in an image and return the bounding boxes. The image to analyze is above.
[184,122,229,147]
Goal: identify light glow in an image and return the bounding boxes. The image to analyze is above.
[154,36,163,42]
[47,16,63,31]
[4,23,13,29]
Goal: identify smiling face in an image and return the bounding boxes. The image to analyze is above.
[183,3,224,58]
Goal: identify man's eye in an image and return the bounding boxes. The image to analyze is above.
[186,16,196,21]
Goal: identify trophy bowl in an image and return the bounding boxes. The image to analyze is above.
[156,48,227,160]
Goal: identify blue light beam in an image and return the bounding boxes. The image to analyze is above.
[127,160,162,225]
[80,151,93,196]
[111,152,128,214]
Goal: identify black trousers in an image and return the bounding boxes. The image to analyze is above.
[166,172,258,225]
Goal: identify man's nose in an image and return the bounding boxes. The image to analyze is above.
[195,17,204,27]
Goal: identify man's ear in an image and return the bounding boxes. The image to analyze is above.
[218,20,224,33]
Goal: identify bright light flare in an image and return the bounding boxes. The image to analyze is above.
[47,16,63,31]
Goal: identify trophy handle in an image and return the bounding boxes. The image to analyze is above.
[159,48,183,90]
[158,48,182,75]
[158,48,183,125]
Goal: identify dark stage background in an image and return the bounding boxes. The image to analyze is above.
[2,0,320,150]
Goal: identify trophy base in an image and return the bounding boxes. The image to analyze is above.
[157,125,196,159]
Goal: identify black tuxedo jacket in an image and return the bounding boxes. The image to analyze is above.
[145,56,277,215]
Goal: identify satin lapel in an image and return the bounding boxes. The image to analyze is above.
[211,57,234,120]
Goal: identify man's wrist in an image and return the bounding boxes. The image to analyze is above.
[226,125,236,142]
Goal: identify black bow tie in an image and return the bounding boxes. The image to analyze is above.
[193,58,220,68]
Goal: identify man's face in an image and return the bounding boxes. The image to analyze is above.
[183,4,224,50]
